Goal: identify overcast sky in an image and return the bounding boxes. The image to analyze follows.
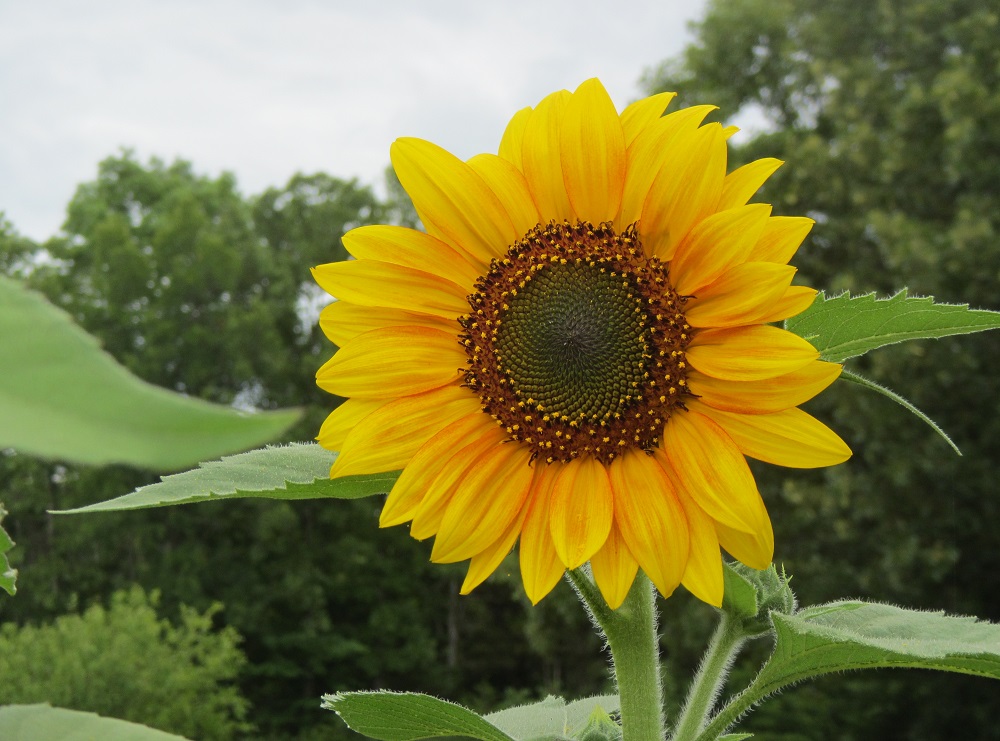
[0,0,708,241]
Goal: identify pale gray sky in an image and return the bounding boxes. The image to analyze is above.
[0,0,708,241]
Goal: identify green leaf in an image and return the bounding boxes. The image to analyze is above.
[0,704,191,741]
[485,695,621,741]
[54,443,398,513]
[784,290,1000,363]
[757,601,1000,688]
[0,275,301,470]
[0,503,16,595]
[322,691,516,741]
[840,369,961,455]
[718,735,753,740]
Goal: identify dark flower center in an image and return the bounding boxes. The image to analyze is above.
[460,220,691,463]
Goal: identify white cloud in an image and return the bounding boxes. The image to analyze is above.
[0,0,705,240]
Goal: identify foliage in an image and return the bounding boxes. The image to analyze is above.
[0,704,192,741]
[0,587,249,740]
[645,0,1000,736]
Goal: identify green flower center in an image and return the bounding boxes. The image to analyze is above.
[461,220,692,464]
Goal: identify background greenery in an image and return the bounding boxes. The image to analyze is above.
[1,0,998,737]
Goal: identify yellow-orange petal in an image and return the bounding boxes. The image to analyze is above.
[460,503,527,595]
[609,450,689,599]
[391,137,517,264]
[343,225,482,287]
[560,78,627,224]
[688,361,843,415]
[467,153,541,237]
[319,301,457,347]
[641,122,728,261]
[317,398,388,453]
[549,456,613,570]
[755,286,818,323]
[685,262,796,328]
[717,158,783,211]
[431,443,534,564]
[521,89,575,222]
[692,401,852,469]
[686,325,819,381]
[330,385,480,477]
[520,463,567,605]
[589,523,640,610]
[667,476,724,607]
[619,91,676,146]
[410,424,509,540]
[669,204,772,296]
[715,514,774,570]
[617,105,718,231]
[380,413,495,527]
[311,260,468,320]
[747,216,814,264]
[661,409,768,534]
[316,326,466,399]
[498,106,532,170]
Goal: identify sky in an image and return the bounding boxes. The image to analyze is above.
[0,0,709,242]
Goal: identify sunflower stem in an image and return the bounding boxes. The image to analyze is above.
[568,569,666,741]
[669,612,746,740]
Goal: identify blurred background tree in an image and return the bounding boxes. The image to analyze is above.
[644,0,1000,737]
[0,154,606,740]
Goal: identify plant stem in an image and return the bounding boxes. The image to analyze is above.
[568,570,666,741]
[670,612,746,740]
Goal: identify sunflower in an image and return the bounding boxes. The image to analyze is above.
[313,79,850,610]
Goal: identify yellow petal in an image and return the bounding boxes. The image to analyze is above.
[755,286,818,323]
[608,449,688,599]
[666,468,724,607]
[409,425,508,540]
[718,158,783,211]
[685,262,796,328]
[519,463,567,605]
[686,325,819,381]
[549,456,613,569]
[319,301,457,348]
[669,203,772,296]
[460,503,527,595]
[311,260,468,320]
[498,106,532,170]
[331,385,481,477]
[431,443,534,563]
[316,326,466,399]
[716,515,774,570]
[467,153,541,237]
[343,225,483,287]
[747,216,814,264]
[589,523,639,610]
[619,91,676,146]
[641,122,728,261]
[521,89,575,222]
[688,361,843,415]
[391,137,517,265]
[661,409,768,534]
[380,413,495,527]
[617,105,717,232]
[317,398,388,453]
[692,401,852,469]
[561,78,627,224]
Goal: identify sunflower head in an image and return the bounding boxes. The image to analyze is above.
[313,79,851,610]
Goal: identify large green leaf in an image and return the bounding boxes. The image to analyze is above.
[0,503,16,595]
[484,695,620,740]
[322,691,516,741]
[784,290,1000,363]
[0,704,190,741]
[56,443,398,513]
[698,602,1000,741]
[0,275,301,470]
